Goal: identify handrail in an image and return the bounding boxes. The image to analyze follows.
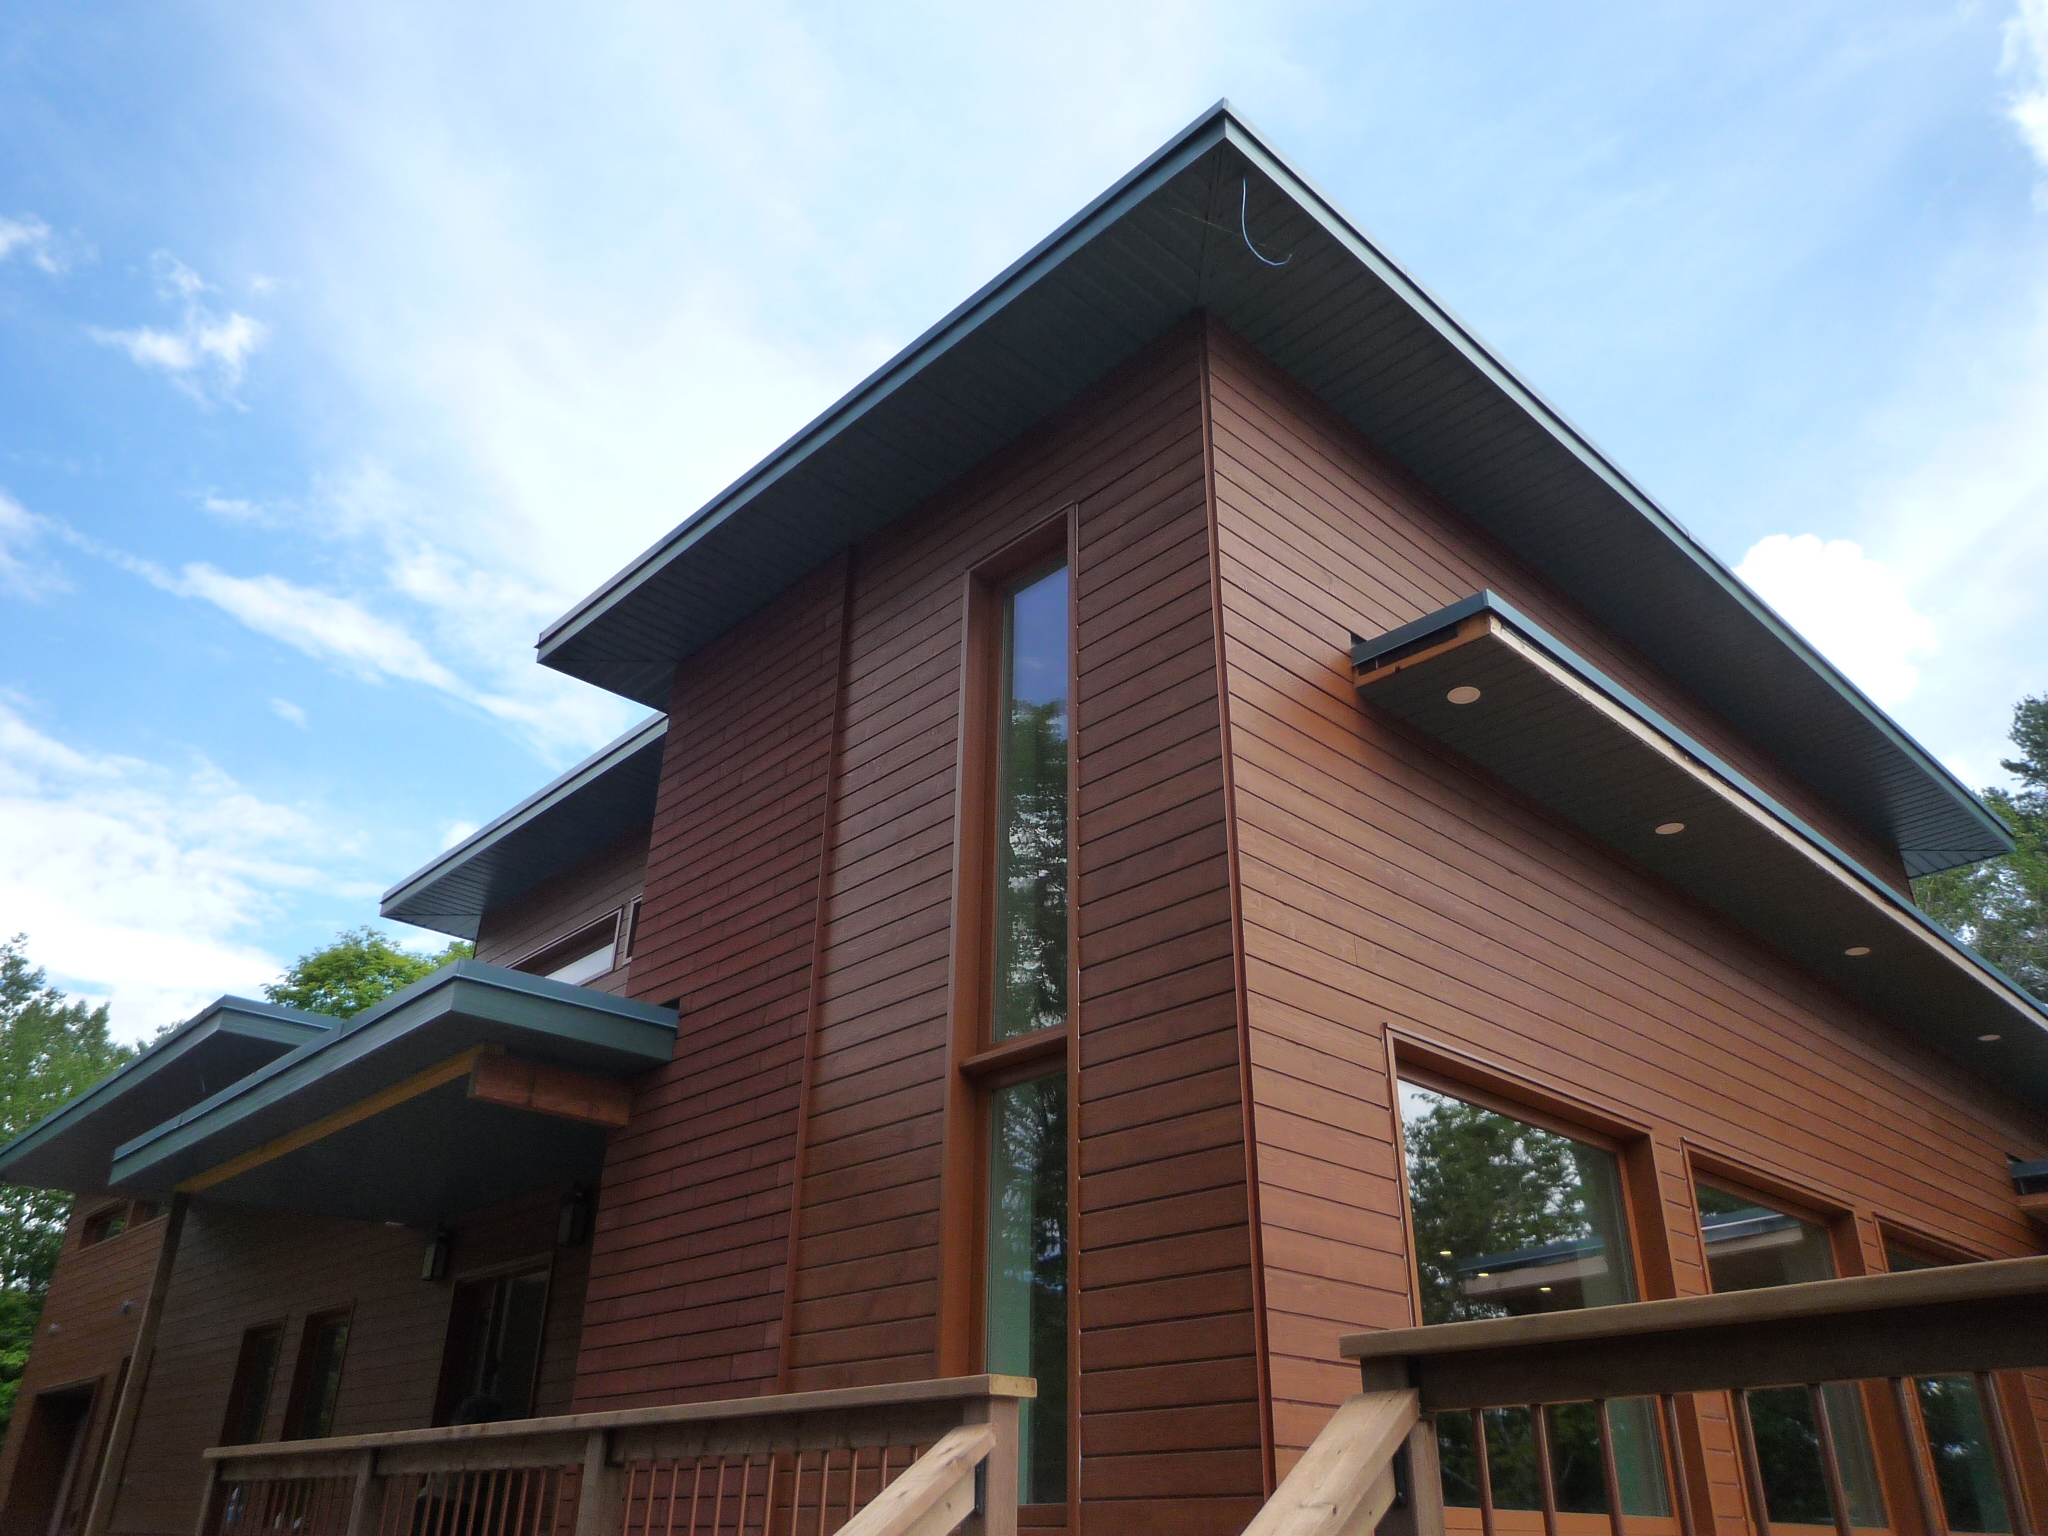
[1242,1390,1425,1536]
[197,1375,1033,1536]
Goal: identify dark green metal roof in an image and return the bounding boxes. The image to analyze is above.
[107,961,676,1225]
[1353,593,2048,1111]
[380,714,665,939]
[536,102,2007,879]
[0,997,330,1197]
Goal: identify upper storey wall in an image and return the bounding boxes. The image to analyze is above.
[472,828,648,997]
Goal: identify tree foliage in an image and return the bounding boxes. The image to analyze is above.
[1914,695,2048,1001]
[262,927,472,1018]
[0,936,136,1434]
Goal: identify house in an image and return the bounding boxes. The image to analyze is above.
[2,103,2045,1536]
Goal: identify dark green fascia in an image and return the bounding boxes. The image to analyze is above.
[107,960,676,1189]
[1353,593,2048,1035]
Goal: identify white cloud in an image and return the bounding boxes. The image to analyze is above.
[269,697,309,727]
[0,698,325,1041]
[438,819,480,851]
[0,214,63,274]
[0,489,68,599]
[2006,0,2048,182]
[1736,534,1938,708]
[88,252,269,404]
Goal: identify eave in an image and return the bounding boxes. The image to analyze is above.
[533,101,2008,878]
[1352,593,2048,1109]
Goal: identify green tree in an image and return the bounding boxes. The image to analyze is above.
[1914,695,2048,1002]
[262,927,472,1019]
[0,936,136,1435]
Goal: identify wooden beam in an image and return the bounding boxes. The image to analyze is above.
[1240,1389,1419,1536]
[2019,1191,2048,1230]
[836,1424,994,1536]
[177,1048,487,1194]
[466,1054,631,1128]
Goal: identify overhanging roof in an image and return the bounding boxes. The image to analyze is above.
[108,961,676,1226]
[381,715,665,940]
[0,997,330,1198]
[534,102,2008,879]
[1352,593,2048,1109]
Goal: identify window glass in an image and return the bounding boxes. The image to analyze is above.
[282,1313,350,1440]
[436,1268,551,1424]
[1697,1183,1886,1528]
[992,564,1069,1042]
[545,944,615,986]
[219,1324,283,1445]
[1885,1242,2010,1533]
[986,1071,1068,1504]
[80,1206,127,1246]
[1400,1083,1666,1518]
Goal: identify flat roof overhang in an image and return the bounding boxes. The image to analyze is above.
[0,997,330,1198]
[534,101,2008,880]
[381,715,666,940]
[107,962,676,1227]
[1352,593,2048,1110]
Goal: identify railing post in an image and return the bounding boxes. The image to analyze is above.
[1378,1418,1445,1536]
[341,1450,379,1536]
[964,1390,1020,1536]
[575,1430,620,1536]
[190,1457,224,1536]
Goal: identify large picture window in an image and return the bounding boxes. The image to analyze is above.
[1696,1180,1887,1529]
[1399,1080,1668,1521]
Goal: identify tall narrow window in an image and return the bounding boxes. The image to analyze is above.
[1886,1240,2010,1533]
[435,1267,552,1424]
[1697,1182,1887,1529]
[281,1310,351,1441]
[991,563,1069,1042]
[980,559,1070,1506]
[219,1323,284,1445]
[1399,1081,1669,1520]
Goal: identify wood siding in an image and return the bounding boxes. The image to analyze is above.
[576,563,849,1409]
[473,827,648,997]
[1198,317,2048,1515]
[113,1190,584,1535]
[0,1207,159,1535]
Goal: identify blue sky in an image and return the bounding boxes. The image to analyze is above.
[3,1,2046,1040]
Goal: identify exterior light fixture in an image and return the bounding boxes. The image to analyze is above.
[1654,822,1685,836]
[1844,945,1872,957]
[1475,1271,1491,1279]
[1979,1034,2002,1043]
[1439,1249,1454,1257]
[1446,686,1482,705]
[1538,1286,1553,1293]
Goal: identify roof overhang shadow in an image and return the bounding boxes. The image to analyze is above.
[1352,593,2048,1110]
[108,962,676,1228]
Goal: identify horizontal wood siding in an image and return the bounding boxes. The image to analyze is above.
[1200,317,2048,1513]
[0,1207,159,1533]
[574,564,849,1409]
[1072,328,1263,1536]
[473,828,649,996]
[114,1191,578,1534]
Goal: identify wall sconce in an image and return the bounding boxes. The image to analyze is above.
[421,1227,451,1282]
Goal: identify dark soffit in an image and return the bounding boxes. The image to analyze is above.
[533,103,2008,879]
[1352,593,2048,1111]
[380,715,666,940]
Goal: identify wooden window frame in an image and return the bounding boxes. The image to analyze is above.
[511,909,624,983]
[280,1306,354,1442]
[937,506,1079,1518]
[218,1319,287,1446]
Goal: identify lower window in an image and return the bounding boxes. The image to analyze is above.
[985,1070,1068,1506]
[220,1323,284,1445]
[435,1266,552,1424]
[281,1310,351,1441]
[1886,1240,2012,1533]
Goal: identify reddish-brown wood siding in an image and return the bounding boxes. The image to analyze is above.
[113,1191,581,1535]
[473,828,649,997]
[574,563,849,1409]
[0,1207,159,1534]
[1198,317,2048,1512]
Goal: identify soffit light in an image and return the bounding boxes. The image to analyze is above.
[1844,945,1872,957]
[1654,822,1685,836]
[1979,1034,2002,1043]
[1446,685,1482,705]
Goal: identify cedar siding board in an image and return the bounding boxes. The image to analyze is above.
[472,826,649,996]
[112,1189,581,1535]
[1200,318,2048,1498]
[577,562,848,1408]
[0,1207,159,1535]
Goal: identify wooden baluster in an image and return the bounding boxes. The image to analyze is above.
[735,1458,756,1536]
[1530,1405,1561,1536]
[1659,1395,1697,1536]
[1887,1378,1944,1536]
[759,1454,779,1536]
[1973,1373,2037,1536]
[1733,1392,1774,1536]
[687,1460,706,1536]
[1807,1386,1854,1536]
[1471,1408,1497,1536]
[1595,1401,1628,1536]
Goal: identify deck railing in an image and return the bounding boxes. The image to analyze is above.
[195,1376,1031,1536]
[1251,1254,2048,1536]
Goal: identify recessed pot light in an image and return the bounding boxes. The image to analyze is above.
[1844,945,1872,957]
[1446,685,1482,705]
[1654,822,1686,836]
[1439,1249,1454,1257]
[1978,1033,2002,1043]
